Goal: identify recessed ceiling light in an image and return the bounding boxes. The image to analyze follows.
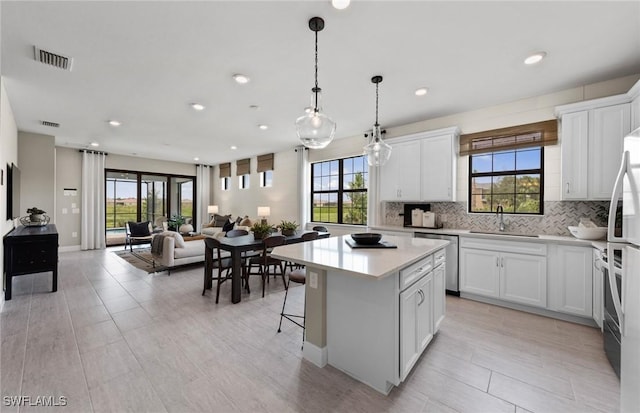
[233,74,250,84]
[191,103,205,111]
[249,105,260,110]
[108,120,121,127]
[258,124,268,130]
[230,146,237,150]
[194,157,199,161]
[524,51,547,65]
[415,87,428,96]
[331,0,351,9]
[90,142,99,147]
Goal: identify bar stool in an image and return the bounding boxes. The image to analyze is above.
[277,231,319,346]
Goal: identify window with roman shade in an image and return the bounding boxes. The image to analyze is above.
[236,158,250,189]
[463,120,557,215]
[219,162,231,191]
[257,153,274,188]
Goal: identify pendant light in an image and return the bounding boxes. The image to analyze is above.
[363,75,392,166]
[295,17,336,149]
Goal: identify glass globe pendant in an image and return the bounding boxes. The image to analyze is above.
[296,17,336,149]
[364,75,392,166]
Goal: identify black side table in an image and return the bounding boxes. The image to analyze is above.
[3,224,59,300]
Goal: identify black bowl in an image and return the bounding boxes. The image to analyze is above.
[351,233,382,245]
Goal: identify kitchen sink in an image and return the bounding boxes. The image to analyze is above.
[468,230,538,238]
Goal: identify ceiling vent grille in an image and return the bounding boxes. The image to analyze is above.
[41,120,60,128]
[33,46,73,71]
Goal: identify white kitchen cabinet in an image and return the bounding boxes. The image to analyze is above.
[379,127,459,202]
[421,133,457,201]
[629,79,640,131]
[400,272,433,380]
[500,252,547,308]
[432,262,446,332]
[379,140,421,201]
[548,244,593,318]
[460,247,500,298]
[557,98,631,200]
[460,237,547,308]
[593,249,604,329]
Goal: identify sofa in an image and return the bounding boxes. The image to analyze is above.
[201,214,253,237]
[151,231,228,274]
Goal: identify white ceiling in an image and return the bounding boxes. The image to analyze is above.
[2,1,639,165]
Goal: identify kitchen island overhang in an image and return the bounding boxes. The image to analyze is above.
[271,235,449,394]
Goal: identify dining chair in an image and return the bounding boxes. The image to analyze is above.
[246,235,286,297]
[277,231,319,346]
[224,229,259,291]
[203,237,234,303]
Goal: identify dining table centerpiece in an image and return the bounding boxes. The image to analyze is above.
[278,220,298,236]
[251,221,275,240]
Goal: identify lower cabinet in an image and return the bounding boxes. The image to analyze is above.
[400,272,433,380]
[548,244,593,317]
[460,237,547,308]
[433,263,446,332]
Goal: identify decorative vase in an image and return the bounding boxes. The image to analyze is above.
[282,229,296,236]
[179,224,194,234]
[254,232,267,241]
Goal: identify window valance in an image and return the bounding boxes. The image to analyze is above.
[236,158,250,176]
[219,162,231,178]
[459,120,557,156]
[257,153,274,173]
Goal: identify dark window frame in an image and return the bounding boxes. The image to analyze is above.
[311,155,368,225]
[239,174,250,189]
[221,176,230,191]
[468,147,544,215]
[259,170,273,188]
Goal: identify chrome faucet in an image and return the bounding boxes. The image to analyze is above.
[496,205,505,232]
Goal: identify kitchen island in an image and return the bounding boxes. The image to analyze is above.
[271,234,449,394]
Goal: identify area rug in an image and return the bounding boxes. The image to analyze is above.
[113,247,165,273]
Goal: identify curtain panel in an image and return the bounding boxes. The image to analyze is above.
[81,150,106,250]
[196,164,211,231]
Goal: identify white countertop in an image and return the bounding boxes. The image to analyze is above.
[370,225,603,247]
[271,234,449,280]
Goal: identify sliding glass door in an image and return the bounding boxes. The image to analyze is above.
[105,170,196,245]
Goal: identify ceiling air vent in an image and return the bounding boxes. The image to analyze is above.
[33,46,73,71]
[41,120,60,128]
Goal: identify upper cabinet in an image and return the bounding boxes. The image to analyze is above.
[379,127,459,202]
[556,95,631,201]
[629,79,640,131]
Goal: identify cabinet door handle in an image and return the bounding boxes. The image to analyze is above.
[566,182,570,194]
[501,257,504,267]
[417,289,425,306]
[496,257,499,267]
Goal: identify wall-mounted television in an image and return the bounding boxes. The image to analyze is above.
[6,163,21,220]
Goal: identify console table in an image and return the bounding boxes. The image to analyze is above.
[3,224,58,300]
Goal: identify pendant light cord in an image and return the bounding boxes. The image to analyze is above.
[375,81,379,127]
[314,29,319,112]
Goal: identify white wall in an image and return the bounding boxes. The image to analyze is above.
[212,149,300,225]
[18,132,55,218]
[1,78,18,307]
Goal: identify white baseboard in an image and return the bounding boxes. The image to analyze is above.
[59,245,82,253]
[302,341,327,368]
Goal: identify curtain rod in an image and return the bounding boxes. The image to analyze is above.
[78,149,108,155]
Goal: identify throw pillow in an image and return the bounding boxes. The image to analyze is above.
[129,221,151,237]
[235,216,243,225]
[240,217,253,227]
[161,231,185,248]
[213,213,232,227]
[222,219,235,233]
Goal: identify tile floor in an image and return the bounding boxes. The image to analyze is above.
[0,248,620,412]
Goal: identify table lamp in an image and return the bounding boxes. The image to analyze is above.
[257,206,271,225]
[208,205,219,220]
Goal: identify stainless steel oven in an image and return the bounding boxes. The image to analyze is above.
[603,248,622,378]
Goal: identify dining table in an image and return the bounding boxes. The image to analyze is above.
[204,230,330,303]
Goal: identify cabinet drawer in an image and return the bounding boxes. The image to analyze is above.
[400,255,433,290]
